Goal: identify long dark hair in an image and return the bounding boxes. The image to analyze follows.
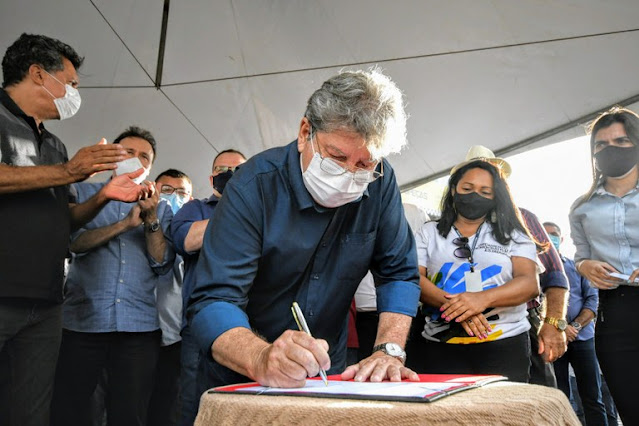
[573,106,639,210]
[437,160,542,249]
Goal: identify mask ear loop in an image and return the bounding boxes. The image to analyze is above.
[307,123,318,156]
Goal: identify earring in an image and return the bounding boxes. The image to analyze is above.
[490,210,497,223]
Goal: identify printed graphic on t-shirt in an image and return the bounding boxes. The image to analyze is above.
[431,262,502,293]
[424,263,504,344]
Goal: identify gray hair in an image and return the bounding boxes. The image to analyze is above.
[304,68,408,160]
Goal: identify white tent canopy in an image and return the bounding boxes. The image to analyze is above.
[2,0,639,197]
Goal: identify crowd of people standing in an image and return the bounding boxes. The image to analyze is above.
[1,32,637,426]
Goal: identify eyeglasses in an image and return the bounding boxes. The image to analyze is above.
[453,237,471,260]
[310,127,383,184]
[213,165,239,174]
[160,184,191,198]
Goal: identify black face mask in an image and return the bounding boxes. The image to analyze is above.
[212,170,234,195]
[453,192,495,220]
[595,145,638,178]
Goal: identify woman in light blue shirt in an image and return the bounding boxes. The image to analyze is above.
[569,106,639,425]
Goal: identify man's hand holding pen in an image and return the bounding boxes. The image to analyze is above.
[251,329,331,388]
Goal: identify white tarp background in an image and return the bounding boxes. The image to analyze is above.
[1,0,638,197]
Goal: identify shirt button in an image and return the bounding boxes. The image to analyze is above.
[121,243,125,247]
[321,242,327,247]
[121,213,125,216]
[121,260,126,264]
[116,299,121,303]
[119,279,124,283]
[312,274,319,280]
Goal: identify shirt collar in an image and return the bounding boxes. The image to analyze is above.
[287,139,372,212]
[591,178,639,199]
[288,140,316,211]
[0,88,46,135]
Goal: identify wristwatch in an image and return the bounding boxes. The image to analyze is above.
[145,218,160,233]
[544,316,568,332]
[570,321,583,332]
[372,342,406,364]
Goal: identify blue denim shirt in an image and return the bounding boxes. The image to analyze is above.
[170,194,219,324]
[188,141,420,379]
[562,255,597,341]
[570,182,639,276]
[63,182,175,333]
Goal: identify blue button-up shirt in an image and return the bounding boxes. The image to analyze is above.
[170,194,219,322]
[63,182,175,333]
[570,182,639,275]
[561,255,597,341]
[188,141,420,379]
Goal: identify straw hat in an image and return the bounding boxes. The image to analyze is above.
[450,145,512,178]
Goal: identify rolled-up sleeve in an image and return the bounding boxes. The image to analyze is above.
[188,179,263,353]
[582,275,598,313]
[170,200,200,257]
[147,201,175,275]
[370,166,420,317]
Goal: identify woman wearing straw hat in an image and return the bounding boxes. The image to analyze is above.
[407,152,541,382]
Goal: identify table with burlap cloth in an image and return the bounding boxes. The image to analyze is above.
[194,382,580,425]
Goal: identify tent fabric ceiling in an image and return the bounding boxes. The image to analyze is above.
[1,0,639,197]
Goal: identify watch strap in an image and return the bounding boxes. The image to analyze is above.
[372,342,406,363]
[543,316,567,331]
[145,218,160,232]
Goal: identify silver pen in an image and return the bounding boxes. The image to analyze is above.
[291,302,329,386]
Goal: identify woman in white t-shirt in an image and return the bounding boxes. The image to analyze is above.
[408,159,541,382]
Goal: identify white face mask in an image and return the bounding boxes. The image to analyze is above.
[130,167,149,185]
[112,156,149,184]
[301,151,369,208]
[42,70,81,120]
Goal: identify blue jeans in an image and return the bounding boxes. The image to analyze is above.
[553,338,607,426]
[0,300,62,426]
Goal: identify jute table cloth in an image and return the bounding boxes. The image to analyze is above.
[194,382,580,425]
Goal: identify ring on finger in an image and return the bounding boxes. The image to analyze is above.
[467,319,473,324]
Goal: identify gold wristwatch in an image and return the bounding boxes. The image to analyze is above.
[543,316,568,331]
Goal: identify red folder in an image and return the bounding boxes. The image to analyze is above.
[211,374,507,403]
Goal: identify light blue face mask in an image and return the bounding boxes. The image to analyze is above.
[549,234,561,252]
[160,193,187,215]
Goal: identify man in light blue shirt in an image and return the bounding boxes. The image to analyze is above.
[544,222,607,425]
[51,126,175,426]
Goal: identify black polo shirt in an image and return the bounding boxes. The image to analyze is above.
[0,89,74,303]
